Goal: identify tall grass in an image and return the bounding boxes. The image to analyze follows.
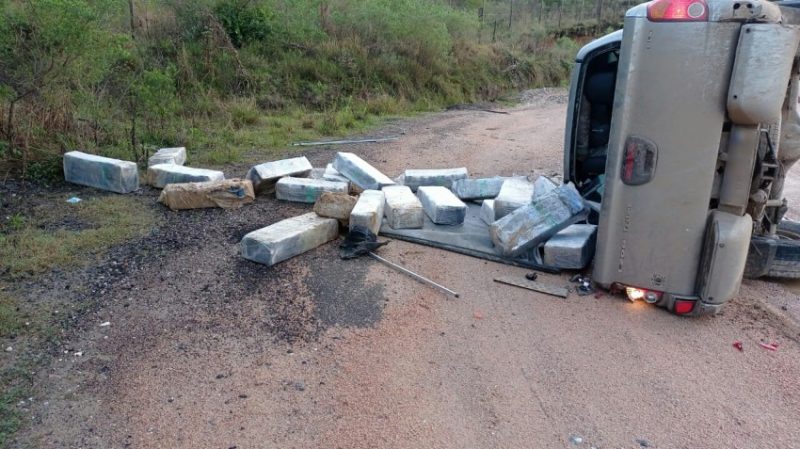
[0,0,587,177]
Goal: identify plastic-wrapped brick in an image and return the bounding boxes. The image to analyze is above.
[63,151,139,193]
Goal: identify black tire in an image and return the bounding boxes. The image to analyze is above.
[746,220,800,278]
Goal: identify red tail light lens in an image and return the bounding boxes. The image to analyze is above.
[647,0,708,21]
[673,299,696,315]
[621,136,658,185]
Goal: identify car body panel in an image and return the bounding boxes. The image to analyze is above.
[592,18,740,295]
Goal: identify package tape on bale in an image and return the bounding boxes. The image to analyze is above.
[148,164,225,188]
[246,157,313,193]
[332,152,395,190]
[63,151,139,194]
[417,186,467,225]
[402,168,468,192]
[350,190,385,235]
[241,213,339,266]
[490,183,586,257]
[383,185,424,229]
[275,177,349,203]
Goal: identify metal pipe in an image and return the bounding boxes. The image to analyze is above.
[368,252,460,298]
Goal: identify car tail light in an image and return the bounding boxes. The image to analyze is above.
[647,0,708,22]
[625,287,662,304]
[621,136,658,185]
[673,299,696,315]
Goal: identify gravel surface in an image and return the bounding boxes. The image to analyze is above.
[6,90,800,449]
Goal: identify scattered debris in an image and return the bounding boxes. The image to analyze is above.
[246,157,313,194]
[148,147,187,166]
[100,322,111,327]
[494,178,535,219]
[148,164,225,189]
[473,310,484,319]
[275,177,348,203]
[383,185,425,229]
[525,272,538,281]
[333,152,395,190]
[240,212,339,266]
[636,438,651,448]
[493,275,569,298]
[66,196,82,204]
[74,351,83,357]
[291,137,400,146]
[733,341,744,351]
[569,435,583,445]
[490,183,586,256]
[158,179,255,210]
[63,151,139,193]
[758,341,779,351]
[5,346,12,352]
[370,252,459,298]
[313,192,358,221]
[339,226,388,259]
[544,224,598,269]
[480,199,496,225]
[350,190,385,235]
[401,167,469,191]
[417,186,467,225]
[571,274,596,296]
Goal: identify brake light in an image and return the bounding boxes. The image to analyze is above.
[647,0,708,21]
[673,299,696,315]
[621,136,658,185]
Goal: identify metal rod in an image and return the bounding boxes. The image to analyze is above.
[368,252,460,298]
[291,137,400,146]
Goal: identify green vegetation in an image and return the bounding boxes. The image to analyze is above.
[0,195,156,278]
[0,0,628,177]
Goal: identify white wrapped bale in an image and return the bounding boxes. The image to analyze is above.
[323,164,350,183]
[275,177,348,203]
[417,186,467,225]
[63,151,139,194]
[158,179,255,210]
[452,177,510,200]
[332,152,394,190]
[533,176,558,199]
[383,185,424,229]
[480,199,496,225]
[148,147,187,167]
[313,192,358,220]
[494,178,535,219]
[148,164,225,188]
[246,157,313,194]
[350,190,385,235]
[241,212,339,266]
[544,224,597,269]
[402,167,468,191]
[490,183,585,256]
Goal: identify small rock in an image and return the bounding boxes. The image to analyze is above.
[5,346,12,352]
[100,322,111,327]
[636,438,651,448]
[570,435,583,445]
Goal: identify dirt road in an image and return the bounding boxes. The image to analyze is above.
[11,90,800,449]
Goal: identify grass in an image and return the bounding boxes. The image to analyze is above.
[0,195,156,279]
